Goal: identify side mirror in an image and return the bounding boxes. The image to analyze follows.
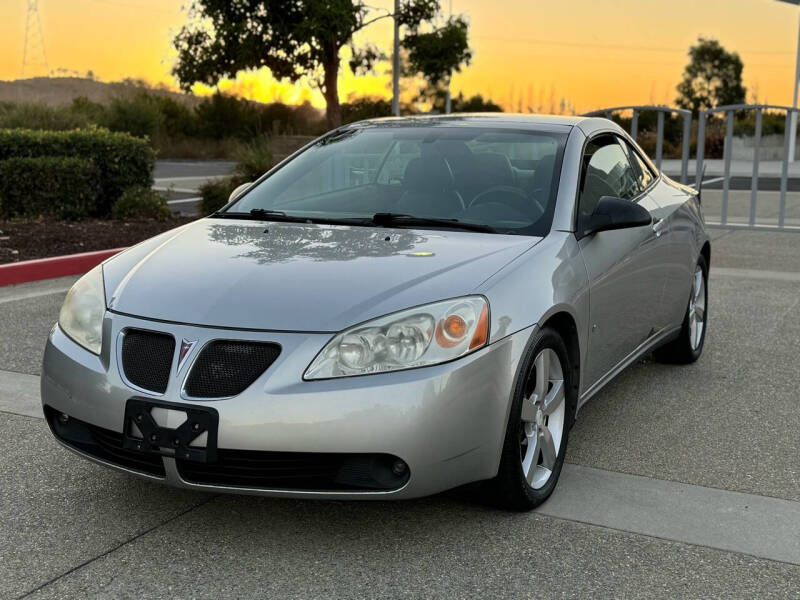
[228,182,253,203]
[578,196,652,238]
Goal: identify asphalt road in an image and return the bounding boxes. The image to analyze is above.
[153,160,236,216]
[1,229,800,598]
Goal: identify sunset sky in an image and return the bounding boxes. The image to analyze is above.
[1,0,800,113]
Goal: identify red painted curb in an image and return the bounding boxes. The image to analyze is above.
[0,248,126,287]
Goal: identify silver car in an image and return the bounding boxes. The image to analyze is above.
[42,115,709,510]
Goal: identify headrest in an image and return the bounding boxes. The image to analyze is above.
[403,156,455,191]
[476,152,514,186]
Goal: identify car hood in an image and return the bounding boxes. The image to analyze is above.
[103,218,540,332]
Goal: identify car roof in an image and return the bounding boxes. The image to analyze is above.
[346,113,593,131]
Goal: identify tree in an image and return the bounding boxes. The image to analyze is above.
[173,1,471,128]
[427,91,502,114]
[676,38,746,115]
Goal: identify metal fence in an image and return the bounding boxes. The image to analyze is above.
[583,105,692,184]
[697,104,798,231]
[587,103,800,232]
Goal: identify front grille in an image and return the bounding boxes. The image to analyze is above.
[120,329,175,394]
[45,406,165,477]
[184,341,280,398]
[177,450,409,491]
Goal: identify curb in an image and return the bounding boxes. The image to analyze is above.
[0,248,125,287]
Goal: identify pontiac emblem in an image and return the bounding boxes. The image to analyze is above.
[177,339,198,373]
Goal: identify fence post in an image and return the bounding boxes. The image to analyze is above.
[750,108,762,227]
[656,111,664,172]
[696,111,706,189]
[681,113,691,184]
[780,110,792,229]
[631,109,639,140]
[721,110,734,225]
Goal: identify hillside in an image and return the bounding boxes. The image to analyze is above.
[0,77,202,107]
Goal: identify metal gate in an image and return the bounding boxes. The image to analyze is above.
[582,105,692,184]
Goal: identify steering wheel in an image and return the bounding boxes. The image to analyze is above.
[468,185,545,217]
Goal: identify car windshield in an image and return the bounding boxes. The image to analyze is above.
[224,125,568,236]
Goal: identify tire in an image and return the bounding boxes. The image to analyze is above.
[654,254,708,365]
[487,327,576,511]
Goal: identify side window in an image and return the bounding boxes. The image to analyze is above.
[578,137,640,217]
[629,146,655,190]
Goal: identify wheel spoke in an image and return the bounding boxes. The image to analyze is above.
[520,397,537,423]
[694,303,705,322]
[522,432,541,484]
[542,379,565,416]
[540,427,557,469]
[534,350,549,400]
[694,269,703,299]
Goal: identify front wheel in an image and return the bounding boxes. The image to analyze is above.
[488,327,575,511]
[654,254,708,364]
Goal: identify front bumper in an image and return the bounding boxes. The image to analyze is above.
[41,311,533,499]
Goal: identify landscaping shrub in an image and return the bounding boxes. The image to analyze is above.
[111,186,171,220]
[195,93,260,139]
[232,136,273,181]
[0,128,154,216]
[0,156,99,219]
[200,177,242,214]
[106,92,164,139]
[0,101,92,131]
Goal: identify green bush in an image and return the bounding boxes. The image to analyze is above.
[232,137,273,181]
[111,186,171,220]
[0,156,99,219]
[0,127,154,216]
[0,101,93,131]
[106,92,164,139]
[200,177,242,214]
[195,93,260,139]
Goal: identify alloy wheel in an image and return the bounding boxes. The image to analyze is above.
[688,265,706,350]
[519,348,566,489]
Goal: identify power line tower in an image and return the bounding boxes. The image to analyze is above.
[21,0,48,78]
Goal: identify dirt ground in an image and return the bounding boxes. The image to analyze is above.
[0,217,197,264]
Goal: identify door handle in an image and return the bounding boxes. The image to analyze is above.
[652,218,668,237]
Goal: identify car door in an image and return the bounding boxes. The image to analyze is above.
[576,134,666,389]
[636,150,699,329]
[620,139,677,332]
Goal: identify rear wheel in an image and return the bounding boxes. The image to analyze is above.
[488,327,575,510]
[655,255,708,364]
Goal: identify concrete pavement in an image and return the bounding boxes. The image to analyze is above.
[2,230,800,598]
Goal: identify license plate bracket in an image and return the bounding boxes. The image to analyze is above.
[122,398,219,463]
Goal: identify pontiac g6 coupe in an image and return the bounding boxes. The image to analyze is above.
[43,115,709,510]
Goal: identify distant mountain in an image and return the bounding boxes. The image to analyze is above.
[0,77,202,107]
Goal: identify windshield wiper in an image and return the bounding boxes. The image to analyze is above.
[212,208,364,226]
[370,213,495,234]
[210,208,306,223]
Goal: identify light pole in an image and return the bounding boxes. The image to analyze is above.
[777,0,800,160]
[444,0,453,114]
[392,0,400,116]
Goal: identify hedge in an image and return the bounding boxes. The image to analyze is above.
[111,186,170,220]
[0,127,154,216]
[0,156,99,219]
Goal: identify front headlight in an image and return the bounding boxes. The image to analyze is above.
[58,265,106,355]
[304,296,489,380]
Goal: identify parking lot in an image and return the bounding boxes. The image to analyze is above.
[1,228,799,598]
